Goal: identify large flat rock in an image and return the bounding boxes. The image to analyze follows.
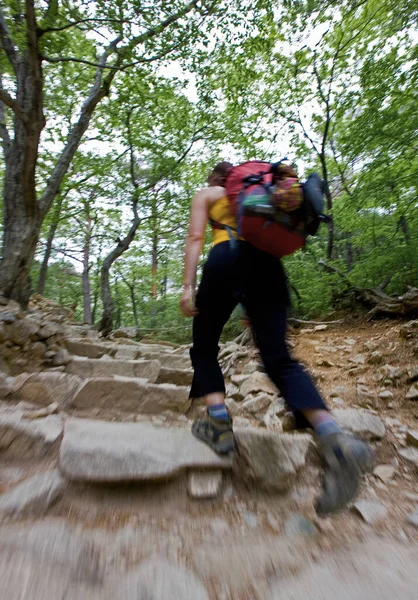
[12,372,82,408]
[66,357,161,382]
[0,469,66,518]
[0,407,63,458]
[70,377,190,414]
[60,418,232,482]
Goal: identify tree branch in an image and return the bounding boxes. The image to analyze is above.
[0,88,28,122]
[0,7,18,71]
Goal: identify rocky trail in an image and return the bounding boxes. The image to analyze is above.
[0,298,418,599]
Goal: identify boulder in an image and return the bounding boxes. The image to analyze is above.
[233,429,312,491]
[60,418,232,482]
[408,366,418,382]
[112,327,138,339]
[333,408,385,440]
[375,364,403,383]
[114,347,140,360]
[70,377,190,414]
[12,372,82,408]
[242,393,272,415]
[240,372,276,398]
[5,319,39,345]
[0,408,63,458]
[0,469,66,517]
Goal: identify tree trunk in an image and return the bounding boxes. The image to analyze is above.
[36,194,64,295]
[319,153,334,260]
[99,217,140,336]
[127,282,140,329]
[82,214,93,325]
[0,7,45,306]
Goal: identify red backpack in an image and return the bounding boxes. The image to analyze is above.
[218,160,326,258]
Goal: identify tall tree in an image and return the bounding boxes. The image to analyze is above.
[0,0,224,305]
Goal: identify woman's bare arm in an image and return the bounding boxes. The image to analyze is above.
[180,186,224,317]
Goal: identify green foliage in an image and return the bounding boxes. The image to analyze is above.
[2,0,417,341]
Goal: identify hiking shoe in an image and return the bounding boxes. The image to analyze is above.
[316,432,374,517]
[192,411,234,455]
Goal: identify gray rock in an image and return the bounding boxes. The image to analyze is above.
[233,429,312,491]
[66,357,161,383]
[140,352,191,369]
[225,397,241,416]
[114,347,139,360]
[0,408,63,458]
[231,373,251,385]
[70,376,190,414]
[37,322,61,339]
[353,500,388,524]
[267,397,286,417]
[350,354,366,365]
[66,340,112,359]
[330,386,348,398]
[233,416,251,427]
[5,319,39,345]
[117,559,209,600]
[284,513,319,537]
[0,469,66,517]
[408,366,418,382]
[240,372,276,398]
[379,390,394,401]
[60,418,232,482]
[242,392,272,414]
[225,381,241,400]
[12,371,82,408]
[398,447,418,469]
[188,471,223,499]
[375,364,403,383]
[406,383,418,400]
[368,351,384,365]
[373,465,396,482]
[0,312,16,324]
[333,408,385,440]
[357,385,375,405]
[51,348,72,366]
[406,430,418,448]
[156,366,193,386]
[112,327,138,339]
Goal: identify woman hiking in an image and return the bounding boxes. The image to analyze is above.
[180,161,373,516]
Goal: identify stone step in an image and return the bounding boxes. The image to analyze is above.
[69,377,190,415]
[66,340,114,359]
[0,406,63,458]
[140,352,191,370]
[156,366,193,386]
[65,357,161,382]
[60,418,232,482]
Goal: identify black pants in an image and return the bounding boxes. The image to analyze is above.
[190,241,327,428]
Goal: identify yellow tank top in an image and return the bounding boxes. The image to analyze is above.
[208,196,242,246]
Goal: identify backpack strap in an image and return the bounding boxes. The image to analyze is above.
[209,218,238,250]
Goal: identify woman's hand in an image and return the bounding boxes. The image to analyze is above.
[180,286,198,317]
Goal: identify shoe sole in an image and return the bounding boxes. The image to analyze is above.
[191,421,235,456]
[316,444,374,517]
